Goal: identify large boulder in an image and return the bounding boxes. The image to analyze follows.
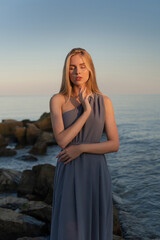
[0,134,8,147]
[113,205,123,237]
[0,196,29,210]
[34,113,52,132]
[18,170,36,196]
[32,164,55,204]
[16,237,47,240]
[0,207,47,240]
[0,146,17,156]
[26,123,42,145]
[113,235,124,240]
[29,131,56,155]
[29,141,47,155]
[16,154,38,162]
[14,126,26,146]
[18,164,55,205]
[19,200,52,223]
[0,168,22,192]
[36,131,56,146]
[0,119,23,137]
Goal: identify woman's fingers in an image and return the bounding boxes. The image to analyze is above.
[79,86,87,102]
[56,147,68,158]
[58,153,68,161]
[58,155,71,163]
[64,159,72,165]
[56,151,64,158]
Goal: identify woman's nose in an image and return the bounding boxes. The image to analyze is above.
[75,67,80,74]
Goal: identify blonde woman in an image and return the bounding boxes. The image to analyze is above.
[49,48,119,240]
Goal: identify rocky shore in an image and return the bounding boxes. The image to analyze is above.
[0,113,124,240]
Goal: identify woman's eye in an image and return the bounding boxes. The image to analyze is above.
[81,65,86,69]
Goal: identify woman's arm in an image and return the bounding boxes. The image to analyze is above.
[57,95,119,165]
[50,93,91,149]
[80,95,119,154]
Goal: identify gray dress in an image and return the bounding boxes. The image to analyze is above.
[50,93,113,240]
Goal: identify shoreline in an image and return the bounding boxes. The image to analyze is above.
[0,113,124,239]
[0,165,124,240]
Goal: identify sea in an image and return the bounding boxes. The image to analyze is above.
[0,94,160,240]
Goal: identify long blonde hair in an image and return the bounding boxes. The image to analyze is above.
[59,48,102,100]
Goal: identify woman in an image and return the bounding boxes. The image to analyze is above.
[49,47,119,240]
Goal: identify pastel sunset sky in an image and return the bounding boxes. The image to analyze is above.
[0,0,160,95]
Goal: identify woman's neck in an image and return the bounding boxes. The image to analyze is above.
[71,85,91,97]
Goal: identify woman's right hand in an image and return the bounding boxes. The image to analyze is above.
[79,86,92,115]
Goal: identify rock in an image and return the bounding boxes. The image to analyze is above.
[16,154,38,162]
[29,141,47,155]
[0,168,22,192]
[22,119,33,127]
[16,237,48,240]
[0,134,8,147]
[0,146,17,156]
[0,196,29,210]
[19,200,52,223]
[113,234,124,240]
[113,205,123,237]
[36,132,56,146]
[0,207,47,240]
[29,131,56,155]
[34,113,52,132]
[38,113,50,121]
[18,164,55,205]
[14,126,26,146]
[32,164,55,204]
[18,170,36,196]
[0,119,23,137]
[26,123,42,145]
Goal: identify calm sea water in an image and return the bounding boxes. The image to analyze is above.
[0,94,160,240]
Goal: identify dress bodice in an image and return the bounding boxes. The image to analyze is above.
[62,93,105,147]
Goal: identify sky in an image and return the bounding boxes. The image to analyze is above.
[0,0,160,96]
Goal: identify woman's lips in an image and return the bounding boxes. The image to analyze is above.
[76,77,82,81]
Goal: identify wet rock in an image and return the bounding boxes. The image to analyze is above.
[113,235,124,240]
[34,113,52,132]
[22,119,33,127]
[113,205,123,237]
[0,168,22,192]
[14,126,26,146]
[0,119,23,137]
[16,237,48,240]
[18,170,36,196]
[29,141,47,155]
[18,164,55,205]
[29,131,56,155]
[36,131,56,146]
[0,196,29,210]
[32,164,55,204]
[26,123,42,145]
[0,134,8,147]
[19,200,52,223]
[16,154,38,162]
[0,146,17,156]
[0,207,47,240]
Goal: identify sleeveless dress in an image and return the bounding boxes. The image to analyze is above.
[50,93,113,240]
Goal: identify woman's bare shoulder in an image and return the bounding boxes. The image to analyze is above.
[50,93,66,106]
[101,94,114,114]
[101,94,112,104]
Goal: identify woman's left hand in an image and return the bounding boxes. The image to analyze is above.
[56,145,82,165]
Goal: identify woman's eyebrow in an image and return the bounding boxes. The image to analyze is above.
[70,63,86,66]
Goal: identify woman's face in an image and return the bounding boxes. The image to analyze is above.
[69,54,90,87]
